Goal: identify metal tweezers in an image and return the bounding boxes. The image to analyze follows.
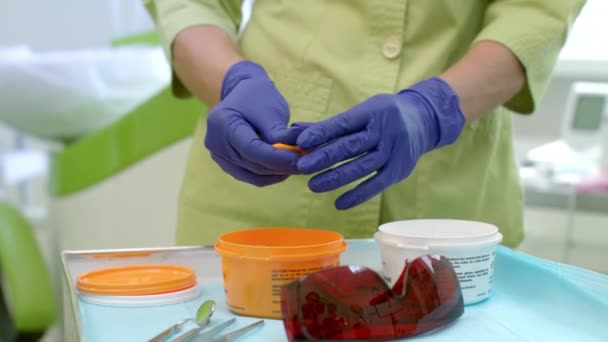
[173,318,264,342]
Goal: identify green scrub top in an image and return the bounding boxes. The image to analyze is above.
[144,0,585,247]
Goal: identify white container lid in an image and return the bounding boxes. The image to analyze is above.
[377,219,503,249]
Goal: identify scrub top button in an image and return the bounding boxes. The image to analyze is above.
[382,36,402,59]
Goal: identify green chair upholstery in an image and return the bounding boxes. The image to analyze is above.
[0,202,56,341]
[110,31,161,47]
[50,87,204,196]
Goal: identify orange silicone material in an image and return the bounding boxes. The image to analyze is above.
[214,227,347,318]
[76,264,197,296]
[272,143,308,155]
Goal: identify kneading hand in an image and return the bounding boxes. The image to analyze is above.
[295,77,466,209]
[204,61,302,187]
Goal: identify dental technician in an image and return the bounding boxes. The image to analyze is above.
[144,1,585,246]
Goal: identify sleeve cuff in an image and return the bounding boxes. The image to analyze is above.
[147,1,240,98]
[473,26,556,114]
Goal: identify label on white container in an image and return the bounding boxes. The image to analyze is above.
[378,244,497,305]
[444,249,496,303]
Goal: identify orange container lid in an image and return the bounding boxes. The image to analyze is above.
[76,264,196,296]
[215,227,347,260]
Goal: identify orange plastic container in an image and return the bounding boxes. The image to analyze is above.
[214,227,347,318]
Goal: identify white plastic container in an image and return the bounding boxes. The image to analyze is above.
[78,285,200,307]
[374,219,503,305]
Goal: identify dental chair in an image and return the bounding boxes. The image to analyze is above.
[0,202,56,342]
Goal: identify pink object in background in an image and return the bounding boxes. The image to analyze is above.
[576,169,608,193]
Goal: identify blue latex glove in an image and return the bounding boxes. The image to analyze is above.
[204,61,302,186]
[295,77,466,209]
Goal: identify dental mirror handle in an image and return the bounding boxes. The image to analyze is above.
[174,318,236,342]
[209,320,264,342]
[148,319,191,342]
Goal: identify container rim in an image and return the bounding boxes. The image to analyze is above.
[78,284,200,307]
[374,231,503,250]
[215,241,348,261]
[216,227,345,251]
[379,219,499,240]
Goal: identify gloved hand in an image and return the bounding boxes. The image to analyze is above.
[295,77,466,209]
[204,61,302,186]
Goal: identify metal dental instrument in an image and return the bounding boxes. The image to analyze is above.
[208,320,264,342]
[174,318,236,342]
[148,300,215,342]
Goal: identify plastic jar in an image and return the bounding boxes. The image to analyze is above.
[375,219,502,305]
[76,264,200,307]
[214,227,347,319]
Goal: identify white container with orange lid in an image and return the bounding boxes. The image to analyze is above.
[76,264,200,307]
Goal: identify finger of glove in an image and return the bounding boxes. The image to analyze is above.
[205,115,272,173]
[334,169,392,210]
[297,105,371,150]
[308,151,386,193]
[270,122,313,146]
[211,153,288,187]
[290,122,314,131]
[268,126,305,146]
[236,158,299,175]
[244,86,292,143]
[298,130,378,175]
[229,121,300,172]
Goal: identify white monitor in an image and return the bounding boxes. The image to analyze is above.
[562,82,608,150]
